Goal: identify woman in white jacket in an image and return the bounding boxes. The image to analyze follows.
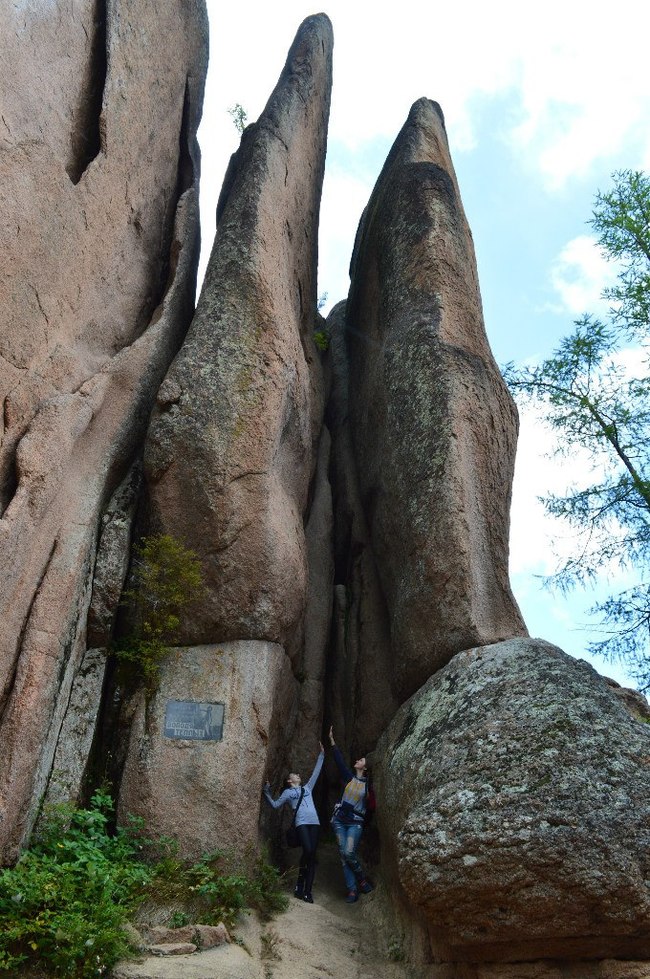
[263,742,324,903]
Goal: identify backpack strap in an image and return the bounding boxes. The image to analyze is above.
[290,787,305,828]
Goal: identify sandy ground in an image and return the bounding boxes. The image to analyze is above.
[111,840,420,979]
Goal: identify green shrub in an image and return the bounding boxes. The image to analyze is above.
[146,847,288,929]
[0,789,288,976]
[117,534,204,685]
[0,790,151,977]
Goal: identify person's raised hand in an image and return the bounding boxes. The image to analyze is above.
[328,725,335,745]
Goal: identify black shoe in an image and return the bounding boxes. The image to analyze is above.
[358,878,374,894]
[303,893,314,903]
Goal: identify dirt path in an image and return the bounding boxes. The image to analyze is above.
[112,841,418,979]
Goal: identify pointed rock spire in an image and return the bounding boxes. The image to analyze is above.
[342,97,527,701]
[144,14,334,656]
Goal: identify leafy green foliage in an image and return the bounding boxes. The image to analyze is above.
[504,170,650,690]
[228,103,248,135]
[145,846,288,929]
[591,170,650,338]
[0,791,151,977]
[0,793,288,976]
[117,534,203,684]
[313,329,330,352]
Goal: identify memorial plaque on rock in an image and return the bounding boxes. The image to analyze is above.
[164,701,225,741]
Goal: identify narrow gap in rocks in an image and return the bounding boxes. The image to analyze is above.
[175,77,195,199]
[159,76,195,296]
[0,445,18,520]
[138,77,195,335]
[67,0,107,185]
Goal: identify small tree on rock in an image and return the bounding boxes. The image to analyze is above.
[117,534,204,685]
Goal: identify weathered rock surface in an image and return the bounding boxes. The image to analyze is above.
[144,14,333,656]
[41,646,107,809]
[375,637,650,962]
[342,98,527,701]
[149,942,197,956]
[606,676,650,722]
[42,467,142,810]
[140,923,230,950]
[86,465,142,648]
[0,0,208,861]
[193,924,231,949]
[431,962,650,978]
[118,642,298,858]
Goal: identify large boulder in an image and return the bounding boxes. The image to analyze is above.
[375,637,650,963]
[0,0,208,861]
[118,642,297,859]
[144,14,333,658]
[342,98,527,702]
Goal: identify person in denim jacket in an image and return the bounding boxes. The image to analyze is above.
[328,726,374,903]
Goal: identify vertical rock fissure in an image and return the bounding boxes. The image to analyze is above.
[0,398,18,518]
[67,0,107,185]
[137,77,196,336]
[176,78,195,200]
[158,78,195,300]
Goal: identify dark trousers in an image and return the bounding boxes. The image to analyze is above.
[296,823,320,895]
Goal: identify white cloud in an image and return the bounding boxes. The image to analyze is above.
[509,403,581,577]
[198,0,650,297]
[548,235,616,315]
[509,400,624,577]
[202,1,650,196]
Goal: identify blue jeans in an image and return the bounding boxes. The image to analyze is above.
[332,818,364,892]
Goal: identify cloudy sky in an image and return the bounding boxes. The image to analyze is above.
[198,1,650,688]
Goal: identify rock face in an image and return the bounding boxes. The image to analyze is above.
[340,99,527,703]
[144,14,333,657]
[118,642,297,860]
[3,14,647,977]
[0,0,208,861]
[42,467,142,810]
[375,637,650,963]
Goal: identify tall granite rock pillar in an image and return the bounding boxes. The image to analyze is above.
[340,98,527,706]
[0,0,208,862]
[144,14,332,653]
[119,15,334,855]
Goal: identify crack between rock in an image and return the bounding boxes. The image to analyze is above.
[228,470,267,484]
[252,700,269,746]
[66,0,107,184]
[31,285,50,331]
